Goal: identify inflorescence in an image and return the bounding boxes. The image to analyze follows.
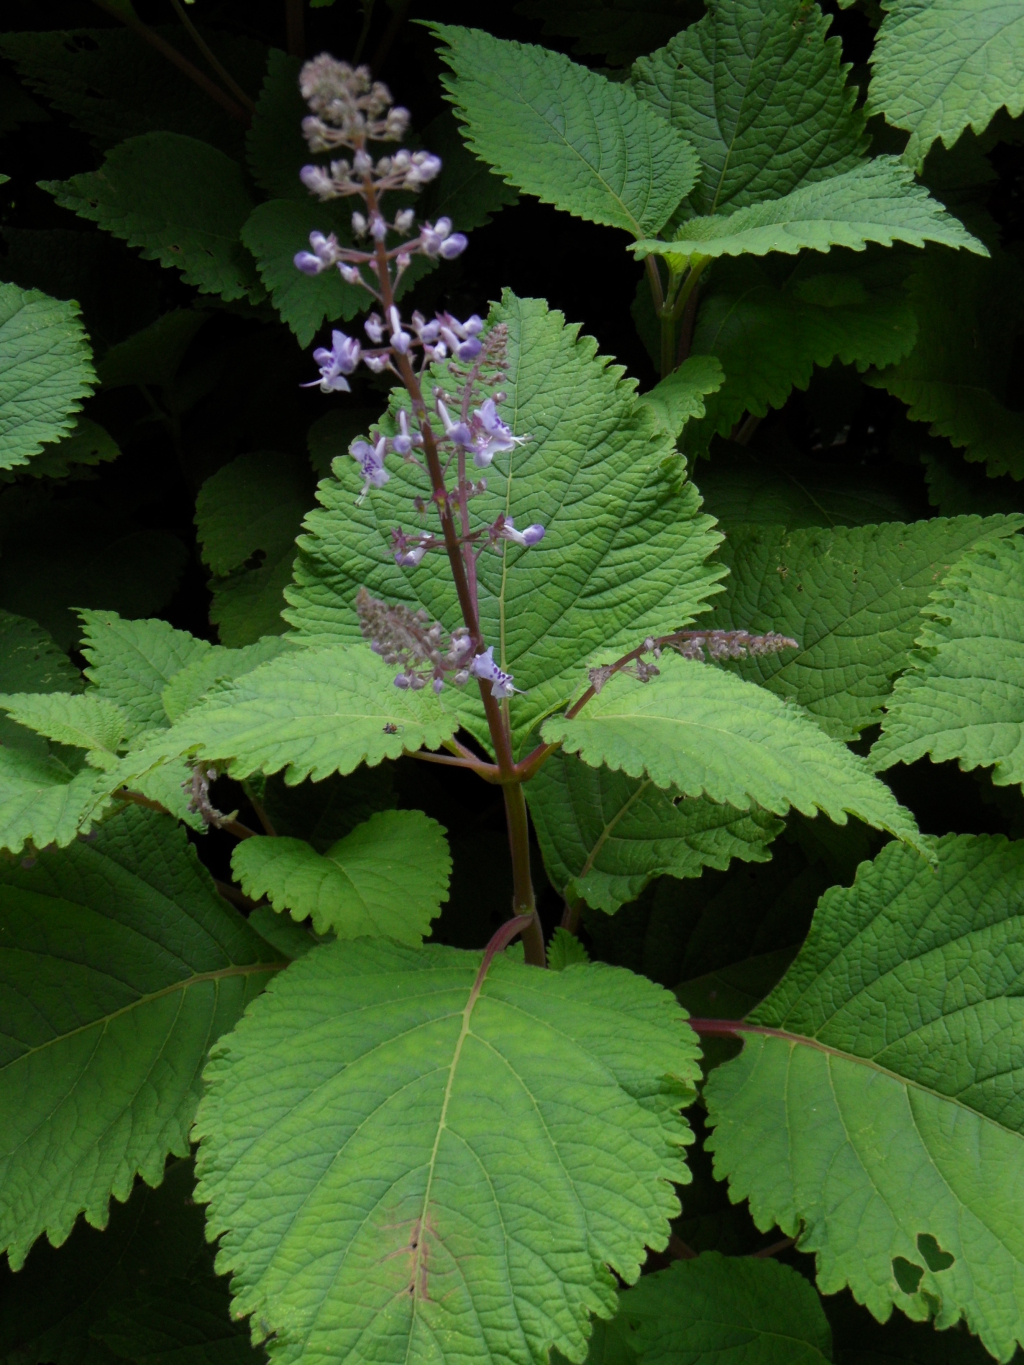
[294,55,544,698]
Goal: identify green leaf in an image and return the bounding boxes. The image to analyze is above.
[246,48,306,201]
[873,535,1024,786]
[683,250,918,448]
[0,807,282,1270]
[0,608,80,698]
[0,692,127,764]
[0,1159,209,1365]
[613,1252,832,1365]
[0,749,109,857]
[286,292,725,750]
[240,200,364,347]
[96,310,209,391]
[637,356,723,439]
[547,926,590,970]
[196,450,314,646]
[705,516,1023,740]
[93,1277,259,1365]
[194,937,699,1365]
[126,643,457,786]
[541,652,926,850]
[867,0,1024,171]
[704,832,1024,1360]
[693,438,919,531]
[0,416,119,484]
[0,282,95,473]
[0,28,264,156]
[632,0,866,217]
[636,158,986,261]
[80,610,212,738]
[867,245,1024,479]
[42,134,263,303]
[231,809,451,942]
[161,637,289,723]
[431,24,699,237]
[527,749,781,912]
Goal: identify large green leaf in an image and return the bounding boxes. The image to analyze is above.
[0,282,95,474]
[80,610,212,739]
[0,692,127,766]
[0,748,109,857]
[527,750,781,912]
[231,809,451,942]
[706,516,1023,740]
[683,250,917,448]
[541,652,925,849]
[417,109,519,233]
[431,25,699,237]
[873,535,1024,785]
[42,133,263,303]
[632,0,866,216]
[286,292,725,749]
[0,808,282,1270]
[121,643,457,788]
[867,0,1024,170]
[160,637,289,723]
[195,937,699,1365]
[637,356,723,440]
[0,417,119,485]
[704,833,1024,1361]
[868,246,1024,480]
[636,158,985,261]
[612,1252,832,1364]
[196,450,314,646]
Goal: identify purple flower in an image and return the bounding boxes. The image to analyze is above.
[350,435,389,500]
[304,329,361,393]
[299,164,333,196]
[364,314,385,344]
[469,647,520,700]
[470,398,525,467]
[499,517,545,548]
[293,229,339,276]
[419,217,466,260]
[388,305,412,354]
[438,313,484,361]
[439,233,468,259]
[391,409,421,457]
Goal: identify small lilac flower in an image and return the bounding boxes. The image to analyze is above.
[395,208,415,234]
[435,398,473,448]
[394,533,429,567]
[406,151,441,186]
[304,329,361,392]
[364,354,390,373]
[391,409,420,457]
[388,305,412,354]
[293,229,339,276]
[499,517,546,548]
[469,647,520,700]
[439,314,484,361]
[370,212,388,242]
[470,398,524,467]
[419,217,465,259]
[350,435,389,500]
[338,263,362,285]
[353,148,373,176]
[300,164,333,196]
[351,211,368,236]
[365,313,385,343]
[432,677,444,694]
[439,233,468,259]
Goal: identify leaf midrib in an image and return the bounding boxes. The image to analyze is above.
[732,1021,1021,1139]
[2,961,284,1068]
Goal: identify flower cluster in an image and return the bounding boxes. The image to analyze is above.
[666,629,800,662]
[356,588,474,693]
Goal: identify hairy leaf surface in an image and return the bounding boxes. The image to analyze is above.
[705,833,1024,1360]
[286,292,725,748]
[542,653,925,849]
[0,692,127,765]
[0,283,95,473]
[528,750,781,912]
[873,535,1024,784]
[80,611,212,739]
[129,644,456,786]
[637,356,723,439]
[160,637,288,724]
[867,0,1024,169]
[868,246,1024,479]
[231,809,451,942]
[636,159,985,261]
[195,938,699,1365]
[613,1252,832,1364]
[432,25,699,236]
[707,516,1022,739]
[632,0,866,216]
[0,808,282,1270]
[0,749,108,858]
[42,134,263,303]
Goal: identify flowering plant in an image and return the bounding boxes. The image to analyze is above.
[1,6,1024,1365]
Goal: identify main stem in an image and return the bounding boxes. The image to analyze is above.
[370,207,545,967]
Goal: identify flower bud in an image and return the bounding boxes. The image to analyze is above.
[395,208,415,234]
[294,250,325,275]
[439,233,468,260]
[351,211,367,237]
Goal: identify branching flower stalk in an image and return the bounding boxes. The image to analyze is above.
[293,57,798,966]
